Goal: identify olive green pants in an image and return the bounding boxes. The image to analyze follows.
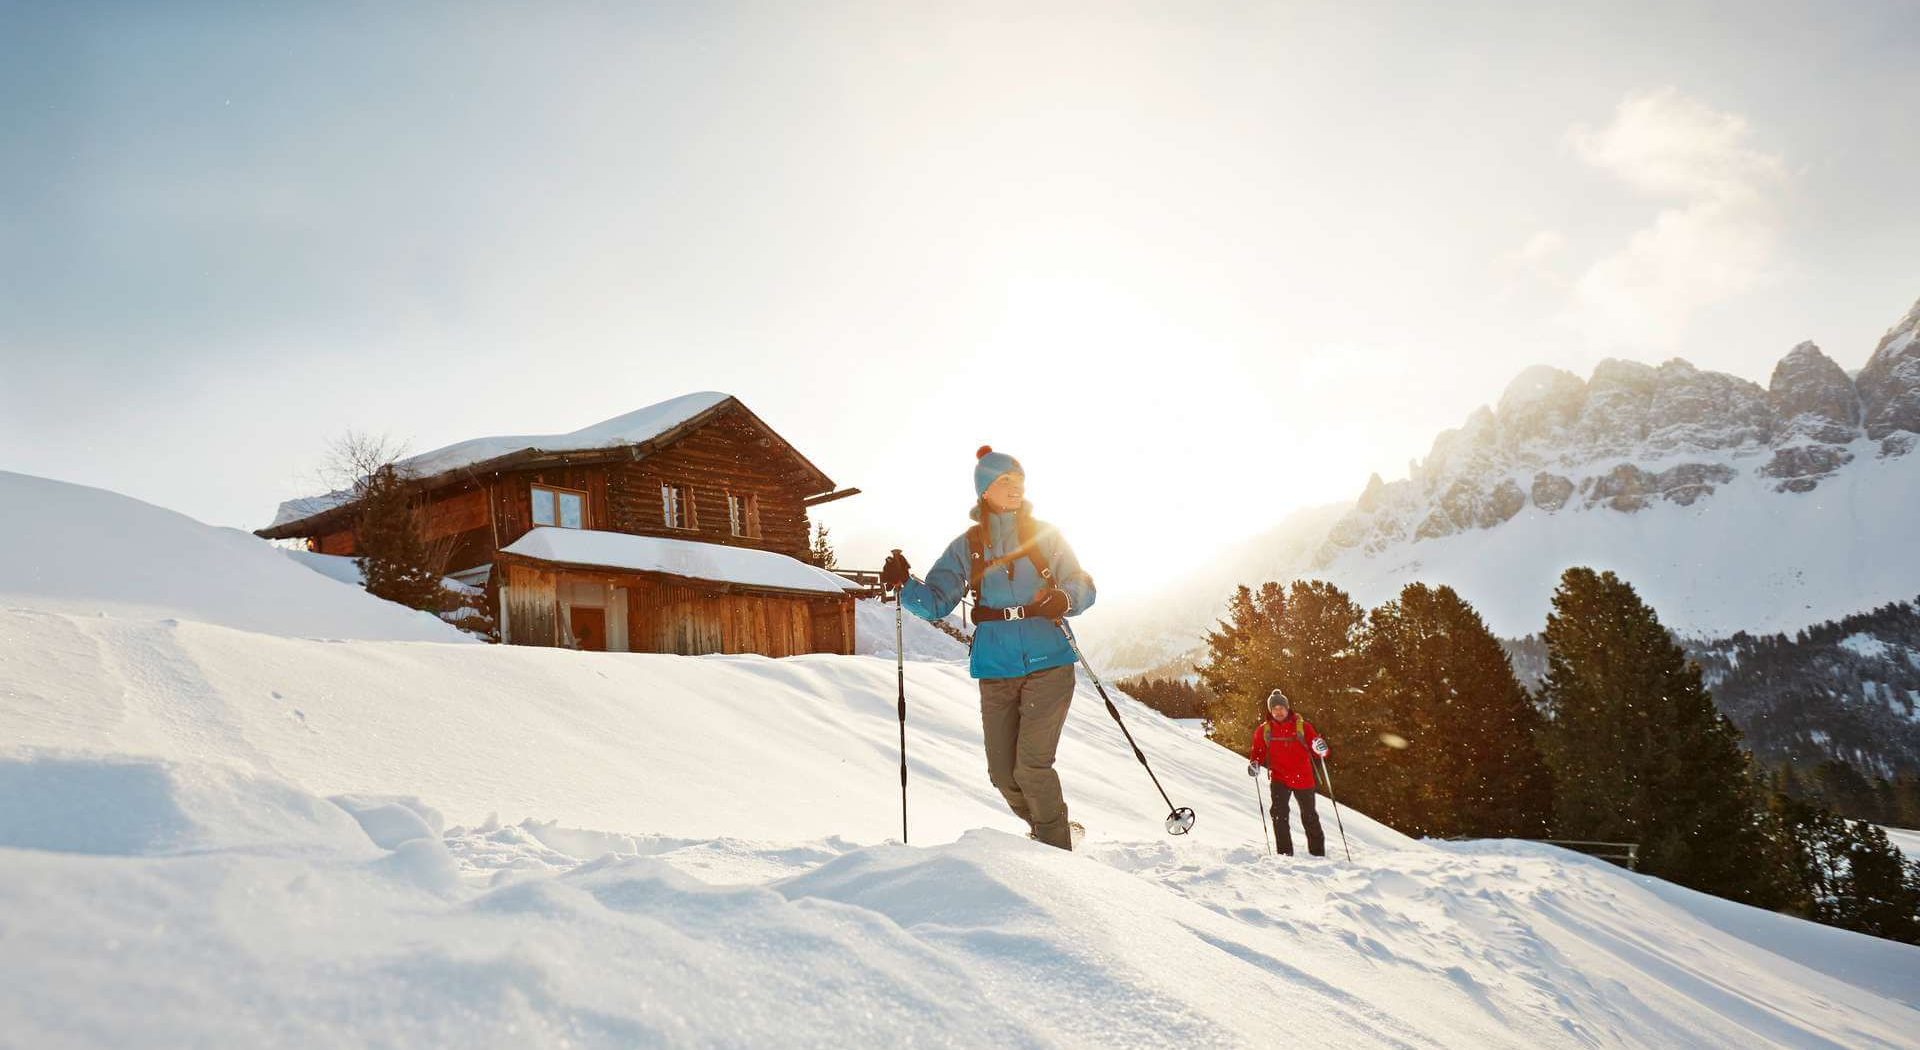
[979,663,1075,850]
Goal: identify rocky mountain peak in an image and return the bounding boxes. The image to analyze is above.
[1858,295,1920,443]
[1767,341,1858,444]
[1495,366,1586,453]
[1646,358,1773,453]
[1577,359,1659,455]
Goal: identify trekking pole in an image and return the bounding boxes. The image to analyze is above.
[1253,771,1272,854]
[1318,755,1351,862]
[1060,622,1196,836]
[891,555,908,845]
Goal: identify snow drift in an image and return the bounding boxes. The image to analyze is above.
[1,469,1917,1048]
[0,471,468,643]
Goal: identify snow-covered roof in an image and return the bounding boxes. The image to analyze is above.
[266,392,737,530]
[501,527,856,595]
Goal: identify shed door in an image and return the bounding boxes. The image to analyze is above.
[570,607,607,652]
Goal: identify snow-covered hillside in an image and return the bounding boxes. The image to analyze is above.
[3,470,1917,1047]
[1319,443,1920,638]
[0,471,468,643]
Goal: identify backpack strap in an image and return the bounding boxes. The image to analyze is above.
[966,523,989,603]
[967,509,1059,623]
[1015,510,1055,586]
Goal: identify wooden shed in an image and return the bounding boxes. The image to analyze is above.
[494,528,856,656]
[257,392,861,656]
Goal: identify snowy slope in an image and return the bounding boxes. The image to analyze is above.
[1885,825,1920,860]
[0,471,468,643]
[5,609,1917,1048]
[2,472,1917,1047]
[1319,443,1920,637]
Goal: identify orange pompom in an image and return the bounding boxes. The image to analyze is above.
[976,445,993,459]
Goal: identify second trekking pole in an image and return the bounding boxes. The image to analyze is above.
[1318,755,1351,862]
[892,557,909,845]
[1060,622,1196,836]
[1253,770,1271,854]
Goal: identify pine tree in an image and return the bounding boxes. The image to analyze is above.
[1773,791,1920,943]
[1539,568,1791,907]
[1199,580,1368,757]
[808,523,837,570]
[355,465,446,613]
[1116,676,1211,720]
[1836,822,1920,943]
[1354,583,1552,838]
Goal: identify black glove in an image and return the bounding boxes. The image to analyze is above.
[880,550,911,589]
[1027,587,1071,619]
[1247,761,1265,779]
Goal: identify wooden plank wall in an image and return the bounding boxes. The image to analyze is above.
[502,561,560,646]
[420,487,489,540]
[606,409,817,559]
[306,485,490,566]
[626,577,852,657]
[489,466,613,549]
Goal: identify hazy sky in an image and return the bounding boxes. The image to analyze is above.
[4,1,1917,595]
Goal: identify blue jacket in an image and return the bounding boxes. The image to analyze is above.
[901,505,1097,680]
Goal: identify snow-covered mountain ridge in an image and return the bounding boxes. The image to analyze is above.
[1321,295,1920,566]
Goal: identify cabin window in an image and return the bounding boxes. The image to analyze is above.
[727,492,760,538]
[532,484,587,530]
[662,482,693,529]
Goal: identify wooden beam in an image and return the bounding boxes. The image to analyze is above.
[802,487,862,508]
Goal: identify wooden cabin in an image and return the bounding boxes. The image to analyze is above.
[257,392,861,656]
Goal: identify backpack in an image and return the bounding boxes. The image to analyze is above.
[1258,715,1308,749]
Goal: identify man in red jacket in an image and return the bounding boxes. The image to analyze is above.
[1247,688,1330,857]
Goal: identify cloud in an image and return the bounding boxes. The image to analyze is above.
[1553,88,1788,349]
[1513,229,1567,267]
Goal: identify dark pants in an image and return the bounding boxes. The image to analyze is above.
[979,664,1075,850]
[1271,783,1325,857]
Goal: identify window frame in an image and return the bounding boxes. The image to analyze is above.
[531,483,590,530]
[726,491,760,539]
[661,481,697,531]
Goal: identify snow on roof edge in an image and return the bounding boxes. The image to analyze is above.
[264,392,737,530]
[500,527,856,595]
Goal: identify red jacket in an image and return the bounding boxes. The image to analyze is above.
[1250,713,1323,790]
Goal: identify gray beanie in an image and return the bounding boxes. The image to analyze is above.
[1266,688,1290,711]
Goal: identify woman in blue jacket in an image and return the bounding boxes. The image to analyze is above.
[881,446,1097,850]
